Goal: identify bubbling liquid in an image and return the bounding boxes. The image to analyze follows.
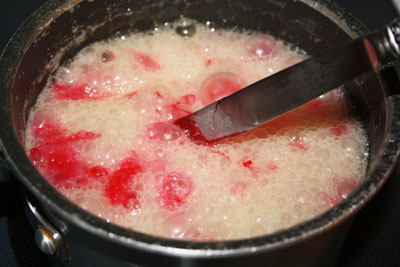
[25,19,368,241]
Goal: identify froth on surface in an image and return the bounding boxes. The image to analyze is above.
[25,19,368,241]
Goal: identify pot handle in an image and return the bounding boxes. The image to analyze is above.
[0,147,11,172]
[368,17,400,63]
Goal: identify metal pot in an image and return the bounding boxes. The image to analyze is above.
[0,0,399,266]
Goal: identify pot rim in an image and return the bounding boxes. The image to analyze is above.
[1,0,400,258]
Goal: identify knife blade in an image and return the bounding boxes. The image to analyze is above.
[175,18,400,143]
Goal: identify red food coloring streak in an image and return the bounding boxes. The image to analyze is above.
[157,172,192,210]
[155,91,163,98]
[205,59,213,67]
[29,122,104,187]
[330,124,350,137]
[199,72,245,106]
[123,91,138,99]
[52,83,104,100]
[133,52,161,72]
[104,155,143,209]
[209,149,230,159]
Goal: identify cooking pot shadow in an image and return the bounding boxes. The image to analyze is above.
[0,0,399,266]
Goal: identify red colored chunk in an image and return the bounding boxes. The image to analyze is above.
[330,124,350,137]
[205,59,213,67]
[29,122,102,187]
[199,72,245,106]
[133,52,161,72]
[89,165,110,178]
[52,83,104,100]
[104,155,142,209]
[246,34,277,60]
[156,172,192,210]
[242,160,253,168]
[33,121,64,141]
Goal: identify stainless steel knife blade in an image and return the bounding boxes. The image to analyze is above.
[175,18,400,143]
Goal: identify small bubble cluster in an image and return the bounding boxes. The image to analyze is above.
[24,19,368,241]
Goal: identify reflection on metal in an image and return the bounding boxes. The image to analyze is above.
[34,228,57,255]
[25,197,70,260]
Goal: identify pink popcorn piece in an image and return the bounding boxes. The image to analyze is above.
[28,121,104,188]
[133,52,161,72]
[246,34,277,60]
[104,153,143,209]
[199,72,245,106]
[156,172,192,210]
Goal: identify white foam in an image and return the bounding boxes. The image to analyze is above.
[25,20,368,241]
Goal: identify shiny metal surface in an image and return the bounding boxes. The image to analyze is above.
[177,18,400,142]
[34,228,57,255]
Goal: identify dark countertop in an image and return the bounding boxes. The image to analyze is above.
[1,1,400,266]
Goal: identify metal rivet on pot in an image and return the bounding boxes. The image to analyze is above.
[34,228,57,255]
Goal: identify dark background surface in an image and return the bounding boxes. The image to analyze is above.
[0,0,400,266]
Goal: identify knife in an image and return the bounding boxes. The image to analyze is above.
[174,18,400,143]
